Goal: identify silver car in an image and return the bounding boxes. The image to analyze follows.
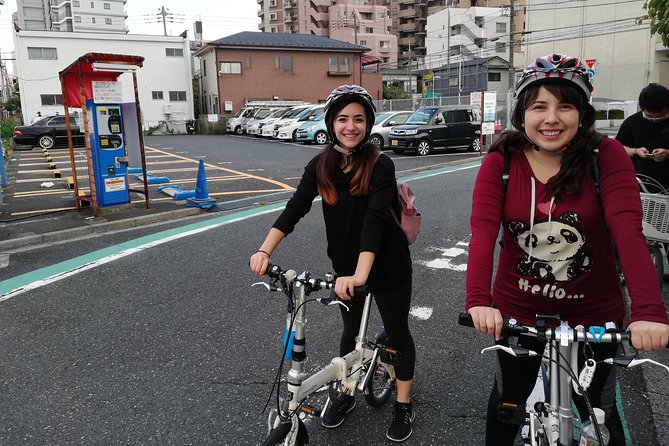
[369,111,412,148]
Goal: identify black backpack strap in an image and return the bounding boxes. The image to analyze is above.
[592,147,600,193]
[502,150,511,189]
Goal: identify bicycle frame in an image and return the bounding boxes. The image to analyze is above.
[459,313,663,446]
[262,269,396,444]
[527,321,580,446]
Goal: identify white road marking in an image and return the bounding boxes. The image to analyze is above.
[418,243,469,271]
[409,306,433,320]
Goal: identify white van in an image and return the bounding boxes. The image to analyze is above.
[226,107,255,135]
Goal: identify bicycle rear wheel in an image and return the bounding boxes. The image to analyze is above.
[364,357,396,407]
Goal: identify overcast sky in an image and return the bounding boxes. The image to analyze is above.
[0,0,260,73]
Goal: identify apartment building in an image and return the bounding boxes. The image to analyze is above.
[522,0,669,102]
[425,6,511,70]
[257,1,527,70]
[14,0,128,33]
[258,0,398,67]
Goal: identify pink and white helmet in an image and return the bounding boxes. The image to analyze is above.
[515,54,593,100]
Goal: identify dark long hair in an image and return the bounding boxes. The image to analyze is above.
[489,82,604,198]
[316,99,380,205]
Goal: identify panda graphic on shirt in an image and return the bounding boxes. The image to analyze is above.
[508,212,591,282]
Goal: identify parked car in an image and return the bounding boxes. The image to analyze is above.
[368,111,412,148]
[276,105,325,141]
[296,112,329,144]
[13,115,85,149]
[271,105,312,138]
[226,106,255,135]
[389,105,481,156]
[260,107,296,137]
[243,107,277,134]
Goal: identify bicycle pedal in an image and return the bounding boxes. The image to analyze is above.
[300,404,321,417]
[497,402,526,425]
[379,347,401,366]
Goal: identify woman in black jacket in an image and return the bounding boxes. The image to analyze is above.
[249,85,416,442]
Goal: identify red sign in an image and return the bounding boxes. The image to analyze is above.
[585,59,597,69]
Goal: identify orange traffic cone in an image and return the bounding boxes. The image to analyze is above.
[187,159,217,209]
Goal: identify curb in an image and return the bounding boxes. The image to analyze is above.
[0,207,203,251]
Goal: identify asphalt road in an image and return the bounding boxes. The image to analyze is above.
[0,135,666,445]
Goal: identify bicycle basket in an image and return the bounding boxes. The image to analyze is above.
[641,192,669,242]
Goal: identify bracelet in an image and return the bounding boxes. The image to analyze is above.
[257,249,271,258]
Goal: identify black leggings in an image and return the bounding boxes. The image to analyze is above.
[486,335,625,446]
[338,279,415,381]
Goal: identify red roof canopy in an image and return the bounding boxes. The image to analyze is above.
[59,53,145,108]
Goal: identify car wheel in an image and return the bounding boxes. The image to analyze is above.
[416,139,432,156]
[234,125,243,135]
[314,131,328,145]
[469,137,481,152]
[392,148,405,154]
[38,135,55,149]
[291,130,298,142]
[369,134,383,147]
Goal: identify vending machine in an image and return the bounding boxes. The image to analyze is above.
[86,99,129,206]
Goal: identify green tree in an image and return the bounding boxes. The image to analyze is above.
[3,82,21,114]
[639,0,669,47]
[383,81,408,100]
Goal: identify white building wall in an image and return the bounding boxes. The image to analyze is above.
[523,0,669,102]
[13,30,193,128]
[198,48,219,115]
[426,7,510,70]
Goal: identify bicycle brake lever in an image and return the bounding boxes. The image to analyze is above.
[252,282,278,292]
[481,345,536,357]
[605,357,669,372]
[318,297,349,311]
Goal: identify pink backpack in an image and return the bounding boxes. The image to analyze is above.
[393,179,421,245]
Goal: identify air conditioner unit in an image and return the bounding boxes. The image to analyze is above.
[163,104,174,114]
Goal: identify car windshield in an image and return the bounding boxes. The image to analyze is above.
[312,112,325,121]
[233,108,246,118]
[31,117,50,126]
[406,108,437,124]
[286,107,308,118]
[268,109,285,118]
[254,109,273,119]
[374,112,392,124]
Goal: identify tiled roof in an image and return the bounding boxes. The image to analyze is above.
[208,31,367,52]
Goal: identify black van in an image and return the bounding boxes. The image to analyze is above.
[389,105,481,156]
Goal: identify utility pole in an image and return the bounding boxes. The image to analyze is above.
[158,6,170,36]
[408,41,412,95]
[508,0,515,93]
[446,3,450,100]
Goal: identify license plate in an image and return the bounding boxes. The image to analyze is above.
[391,140,398,146]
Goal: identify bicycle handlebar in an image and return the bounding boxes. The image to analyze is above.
[458,313,632,345]
[265,264,369,299]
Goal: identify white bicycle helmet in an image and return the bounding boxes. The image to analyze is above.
[324,85,376,144]
[516,54,593,100]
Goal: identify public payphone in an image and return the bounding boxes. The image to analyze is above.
[86,99,129,206]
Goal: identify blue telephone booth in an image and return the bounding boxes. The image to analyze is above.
[86,100,129,206]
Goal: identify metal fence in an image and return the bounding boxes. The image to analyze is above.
[374,94,512,128]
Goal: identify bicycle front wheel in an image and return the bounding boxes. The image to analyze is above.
[649,243,664,290]
[262,418,308,446]
[364,358,396,408]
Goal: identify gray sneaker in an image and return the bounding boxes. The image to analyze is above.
[321,395,356,429]
[386,401,415,442]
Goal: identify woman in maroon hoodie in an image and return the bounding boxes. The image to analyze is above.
[466,54,669,446]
